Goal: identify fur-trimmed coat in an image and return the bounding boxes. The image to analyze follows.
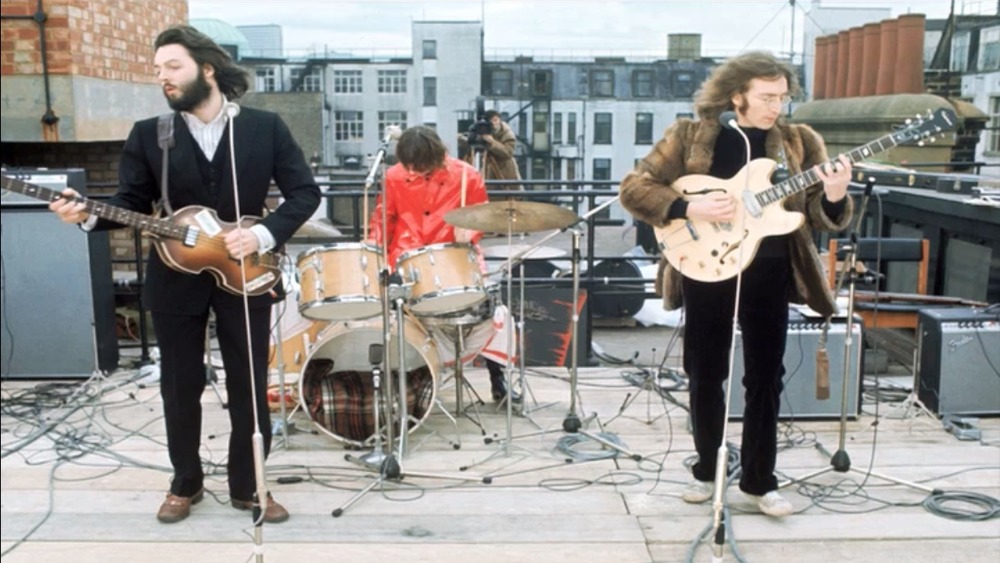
[619,118,854,317]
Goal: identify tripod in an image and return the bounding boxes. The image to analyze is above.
[604,345,688,427]
[783,178,934,495]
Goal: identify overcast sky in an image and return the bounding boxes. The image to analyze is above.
[187,1,979,58]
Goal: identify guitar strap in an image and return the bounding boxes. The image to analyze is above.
[156,113,176,215]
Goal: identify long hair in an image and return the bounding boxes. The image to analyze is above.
[154,25,250,100]
[693,51,799,121]
[395,126,447,172]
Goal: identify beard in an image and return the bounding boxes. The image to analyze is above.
[164,68,212,113]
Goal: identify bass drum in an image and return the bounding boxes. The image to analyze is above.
[298,315,440,447]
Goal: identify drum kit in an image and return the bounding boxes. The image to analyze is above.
[271,199,585,454]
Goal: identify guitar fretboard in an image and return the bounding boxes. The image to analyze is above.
[754,110,953,207]
[0,175,187,241]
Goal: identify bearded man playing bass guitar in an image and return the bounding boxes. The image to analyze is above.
[620,51,853,517]
[49,25,320,524]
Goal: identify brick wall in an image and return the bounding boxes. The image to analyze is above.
[1,0,187,81]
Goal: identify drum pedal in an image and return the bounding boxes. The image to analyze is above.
[941,415,981,441]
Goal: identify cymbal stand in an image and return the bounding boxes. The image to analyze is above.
[783,177,934,494]
[557,229,643,461]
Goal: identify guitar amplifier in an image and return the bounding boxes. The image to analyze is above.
[0,168,119,378]
[730,315,863,420]
[917,308,1000,416]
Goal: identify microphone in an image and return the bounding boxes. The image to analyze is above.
[383,124,402,143]
[224,101,241,119]
[815,347,830,400]
[718,111,739,130]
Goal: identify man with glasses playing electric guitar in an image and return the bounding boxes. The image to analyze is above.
[49,25,320,524]
[620,51,853,517]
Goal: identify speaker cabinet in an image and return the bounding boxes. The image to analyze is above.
[731,317,863,419]
[1,169,119,378]
[917,308,1000,416]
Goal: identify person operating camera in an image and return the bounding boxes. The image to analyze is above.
[459,110,521,191]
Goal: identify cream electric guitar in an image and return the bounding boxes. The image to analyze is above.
[0,175,280,296]
[653,108,956,283]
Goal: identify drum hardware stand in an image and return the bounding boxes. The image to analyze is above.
[449,328,488,436]
[782,177,933,495]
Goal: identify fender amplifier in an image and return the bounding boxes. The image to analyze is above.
[731,316,863,420]
[917,308,1000,416]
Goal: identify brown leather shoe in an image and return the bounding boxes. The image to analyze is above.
[156,488,204,523]
[231,495,290,524]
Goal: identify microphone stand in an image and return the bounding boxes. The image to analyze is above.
[708,112,752,563]
[783,177,934,494]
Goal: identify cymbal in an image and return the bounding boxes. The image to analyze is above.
[444,201,579,233]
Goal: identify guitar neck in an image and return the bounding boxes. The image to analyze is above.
[1,175,186,240]
[755,130,906,207]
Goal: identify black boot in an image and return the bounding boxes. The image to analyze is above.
[487,360,521,403]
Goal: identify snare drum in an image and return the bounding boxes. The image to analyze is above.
[396,243,486,316]
[299,315,440,447]
[297,243,381,321]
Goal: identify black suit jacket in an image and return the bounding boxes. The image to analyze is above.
[98,107,320,315]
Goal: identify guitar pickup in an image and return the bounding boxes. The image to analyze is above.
[184,225,200,247]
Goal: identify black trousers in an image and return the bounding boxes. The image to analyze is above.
[154,291,272,501]
[682,256,790,495]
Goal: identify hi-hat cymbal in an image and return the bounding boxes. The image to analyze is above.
[444,201,579,233]
[481,243,565,259]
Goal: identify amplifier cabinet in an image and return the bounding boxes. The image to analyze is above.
[731,319,863,420]
[0,169,119,378]
[917,308,1000,416]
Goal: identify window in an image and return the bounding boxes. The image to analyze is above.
[989,96,1000,153]
[423,77,436,106]
[303,70,321,92]
[333,70,362,94]
[633,69,654,98]
[422,39,437,60]
[980,27,1000,71]
[334,111,363,141]
[635,112,653,144]
[567,112,577,144]
[553,112,563,145]
[553,157,562,180]
[531,70,552,96]
[532,158,548,180]
[378,111,407,139]
[255,67,276,92]
[291,67,321,92]
[593,158,611,180]
[591,69,614,97]
[594,112,612,144]
[951,32,970,72]
[490,69,513,96]
[672,71,696,97]
[377,69,407,93]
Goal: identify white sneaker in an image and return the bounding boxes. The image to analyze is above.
[681,480,714,504]
[750,490,794,517]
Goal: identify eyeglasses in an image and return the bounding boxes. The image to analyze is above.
[755,94,793,108]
